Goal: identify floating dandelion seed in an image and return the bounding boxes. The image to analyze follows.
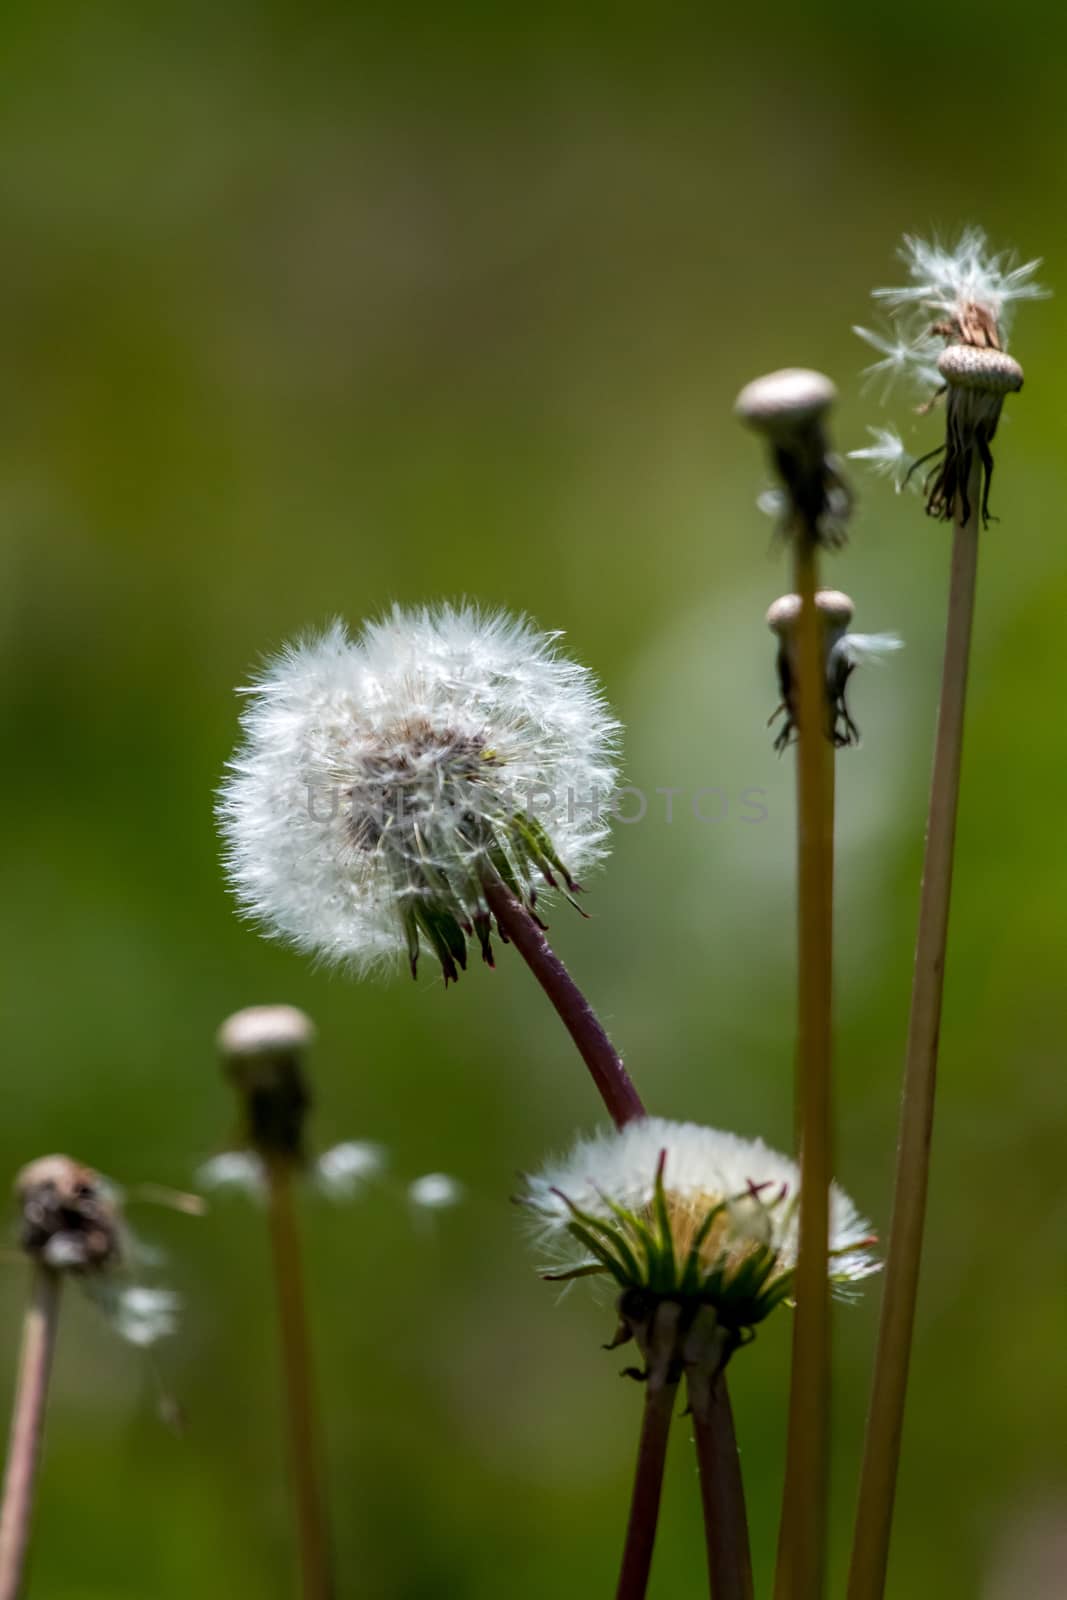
[218,605,620,984]
[408,1173,464,1211]
[848,428,917,494]
[854,229,1046,524]
[205,1006,461,1212]
[522,1118,877,1375]
[766,590,902,753]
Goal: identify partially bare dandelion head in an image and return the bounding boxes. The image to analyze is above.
[16,1155,122,1273]
[765,591,901,753]
[854,229,1046,524]
[218,605,620,984]
[736,368,852,548]
[13,1155,181,1347]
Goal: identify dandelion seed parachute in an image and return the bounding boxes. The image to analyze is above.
[218,605,620,981]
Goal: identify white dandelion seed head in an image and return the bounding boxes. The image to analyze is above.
[218,605,621,979]
[524,1117,877,1316]
[408,1172,464,1210]
[848,427,919,493]
[314,1140,388,1198]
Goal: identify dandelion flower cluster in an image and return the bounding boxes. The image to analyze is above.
[522,1118,877,1339]
[853,229,1046,523]
[766,590,902,752]
[218,606,620,982]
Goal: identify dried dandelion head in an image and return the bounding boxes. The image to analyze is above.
[736,369,853,548]
[766,590,902,752]
[854,230,1046,525]
[218,606,620,984]
[13,1156,180,1347]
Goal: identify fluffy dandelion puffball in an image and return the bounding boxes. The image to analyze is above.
[219,605,620,981]
[524,1118,877,1332]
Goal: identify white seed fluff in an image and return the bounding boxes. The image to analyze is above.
[872,228,1047,333]
[526,1116,877,1289]
[218,605,621,972]
[408,1172,464,1210]
[856,230,1046,400]
[848,427,917,493]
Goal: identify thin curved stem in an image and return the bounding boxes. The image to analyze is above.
[265,1159,333,1600]
[0,1266,62,1600]
[688,1369,754,1600]
[483,879,645,1129]
[847,464,981,1600]
[776,538,836,1600]
[484,881,753,1591]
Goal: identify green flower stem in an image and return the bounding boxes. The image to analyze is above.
[264,1157,333,1600]
[688,1367,754,1600]
[847,460,982,1600]
[483,878,645,1129]
[775,534,836,1600]
[0,1265,62,1600]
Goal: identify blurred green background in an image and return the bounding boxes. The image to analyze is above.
[2,2,1066,1595]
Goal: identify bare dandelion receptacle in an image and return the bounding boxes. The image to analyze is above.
[766,591,901,752]
[735,368,852,547]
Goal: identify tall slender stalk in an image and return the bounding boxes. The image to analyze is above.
[615,1373,680,1600]
[688,1369,754,1600]
[847,463,981,1599]
[483,879,646,1130]
[776,537,836,1600]
[264,1158,333,1600]
[0,1266,62,1600]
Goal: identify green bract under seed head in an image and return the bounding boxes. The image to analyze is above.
[734,368,837,436]
[937,343,1024,393]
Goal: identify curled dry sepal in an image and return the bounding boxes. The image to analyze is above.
[14,1156,181,1348]
[735,368,853,548]
[217,605,620,985]
[766,589,902,753]
[853,229,1047,525]
[204,1006,463,1212]
[520,1118,878,1380]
